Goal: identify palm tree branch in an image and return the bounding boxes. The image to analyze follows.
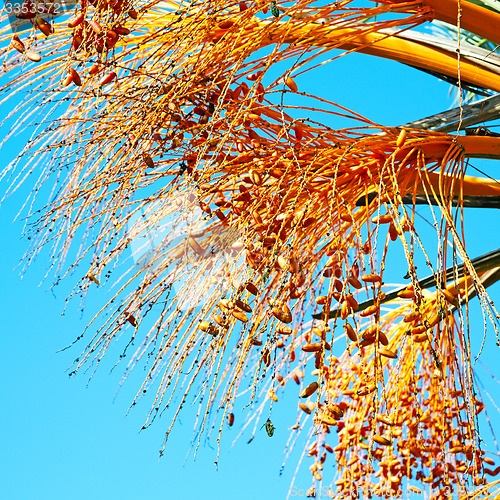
[314,248,500,319]
[387,0,500,47]
[401,93,500,132]
[273,23,500,92]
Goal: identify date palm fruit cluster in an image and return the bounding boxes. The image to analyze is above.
[2,0,500,498]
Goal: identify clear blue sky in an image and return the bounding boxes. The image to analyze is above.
[1,22,500,500]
